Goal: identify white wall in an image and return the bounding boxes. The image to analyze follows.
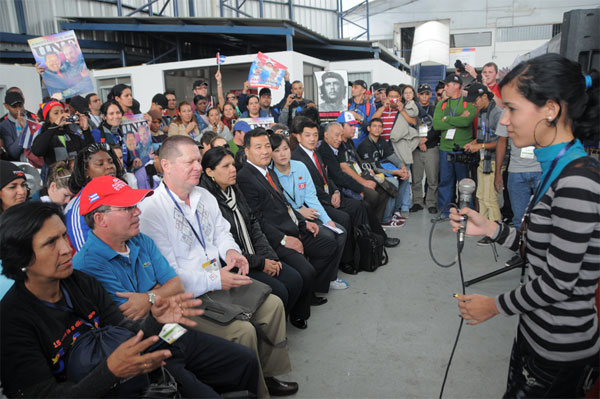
[0,64,43,117]
[329,59,413,86]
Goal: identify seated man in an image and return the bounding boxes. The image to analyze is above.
[228,121,251,156]
[136,136,298,398]
[357,118,410,227]
[237,129,339,303]
[318,121,399,247]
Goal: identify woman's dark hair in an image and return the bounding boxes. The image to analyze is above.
[100,100,123,116]
[401,85,416,103]
[499,53,599,142]
[68,143,124,194]
[247,94,259,104]
[201,146,235,171]
[107,84,131,101]
[269,133,290,151]
[0,202,64,281]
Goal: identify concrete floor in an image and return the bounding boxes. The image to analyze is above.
[280,210,523,399]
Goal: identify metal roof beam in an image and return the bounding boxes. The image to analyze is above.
[0,31,122,50]
[60,22,293,36]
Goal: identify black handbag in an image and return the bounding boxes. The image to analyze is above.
[353,225,388,272]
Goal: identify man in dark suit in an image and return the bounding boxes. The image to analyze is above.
[318,121,400,248]
[237,129,338,312]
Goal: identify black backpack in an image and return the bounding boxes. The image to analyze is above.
[353,225,388,272]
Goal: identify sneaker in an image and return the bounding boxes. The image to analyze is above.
[505,255,524,267]
[477,237,493,246]
[410,204,423,213]
[392,211,407,220]
[428,207,438,214]
[382,219,405,228]
[329,278,349,290]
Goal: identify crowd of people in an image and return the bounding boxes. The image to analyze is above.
[0,52,598,398]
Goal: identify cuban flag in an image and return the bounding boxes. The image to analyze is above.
[18,119,43,149]
[216,52,226,65]
[88,193,100,203]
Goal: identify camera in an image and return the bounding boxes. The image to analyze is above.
[390,98,399,104]
[65,115,79,123]
[446,143,479,164]
[291,94,297,99]
[454,59,466,74]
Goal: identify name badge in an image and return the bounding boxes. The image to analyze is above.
[159,323,187,344]
[352,162,362,174]
[323,183,329,194]
[445,129,456,140]
[287,205,299,226]
[520,146,535,159]
[418,124,428,137]
[202,258,219,272]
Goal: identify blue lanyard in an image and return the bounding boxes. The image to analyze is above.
[527,140,575,211]
[163,182,208,257]
[448,97,462,117]
[41,286,95,329]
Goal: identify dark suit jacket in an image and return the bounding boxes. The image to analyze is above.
[237,162,307,250]
[317,141,364,194]
[291,146,338,207]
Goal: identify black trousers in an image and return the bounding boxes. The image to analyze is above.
[362,186,389,223]
[248,262,303,318]
[275,247,314,320]
[165,329,259,397]
[324,205,354,264]
[300,228,339,293]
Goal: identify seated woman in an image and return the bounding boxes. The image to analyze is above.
[64,142,125,251]
[0,201,259,398]
[0,160,28,215]
[32,161,73,208]
[199,146,309,329]
[168,101,199,141]
[31,100,95,167]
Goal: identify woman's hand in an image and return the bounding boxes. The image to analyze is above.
[106,330,171,378]
[150,292,204,327]
[263,259,282,277]
[449,207,498,238]
[456,294,500,325]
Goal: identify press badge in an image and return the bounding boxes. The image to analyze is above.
[352,162,362,174]
[159,323,187,344]
[520,146,535,159]
[287,205,299,226]
[480,148,485,160]
[418,124,428,137]
[202,258,219,272]
[323,183,329,194]
[445,129,456,140]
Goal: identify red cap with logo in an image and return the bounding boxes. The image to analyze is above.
[79,176,153,215]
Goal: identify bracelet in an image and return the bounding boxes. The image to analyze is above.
[482,143,486,150]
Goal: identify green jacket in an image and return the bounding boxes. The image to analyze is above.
[433,97,476,152]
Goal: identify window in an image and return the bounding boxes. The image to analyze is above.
[96,76,132,102]
[450,32,492,47]
[347,72,371,88]
[496,25,555,42]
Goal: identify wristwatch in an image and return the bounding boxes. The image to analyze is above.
[147,291,156,305]
[280,235,287,246]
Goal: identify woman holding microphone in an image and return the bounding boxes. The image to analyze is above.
[450,53,599,397]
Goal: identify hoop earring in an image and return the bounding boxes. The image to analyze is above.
[533,118,558,148]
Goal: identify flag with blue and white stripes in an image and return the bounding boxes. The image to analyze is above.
[216,53,226,65]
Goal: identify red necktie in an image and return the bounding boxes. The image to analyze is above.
[266,172,281,194]
[312,152,327,185]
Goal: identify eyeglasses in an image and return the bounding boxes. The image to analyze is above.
[105,205,138,215]
[436,92,444,97]
[226,96,236,101]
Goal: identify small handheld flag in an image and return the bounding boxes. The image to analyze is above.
[216,53,226,70]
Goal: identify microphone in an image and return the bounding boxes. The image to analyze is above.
[457,178,476,244]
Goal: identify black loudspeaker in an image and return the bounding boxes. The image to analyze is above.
[560,9,599,74]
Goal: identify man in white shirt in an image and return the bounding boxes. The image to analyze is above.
[138,135,298,398]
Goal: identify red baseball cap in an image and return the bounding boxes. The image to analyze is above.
[79,176,153,215]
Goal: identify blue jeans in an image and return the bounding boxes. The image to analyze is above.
[438,151,471,216]
[383,176,410,222]
[507,171,541,229]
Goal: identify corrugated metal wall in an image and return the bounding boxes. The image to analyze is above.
[0,0,339,39]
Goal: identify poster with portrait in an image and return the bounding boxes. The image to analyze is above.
[28,30,94,100]
[121,114,154,166]
[315,70,348,123]
[248,52,287,89]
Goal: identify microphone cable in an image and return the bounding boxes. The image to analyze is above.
[428,203,467,399]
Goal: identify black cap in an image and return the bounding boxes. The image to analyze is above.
[444,73,463,85]
[152,93,168,109]
[68,95,89,114]
[259,88,272,97]
[350,80,368,90]
[465,83,493,103]
[193,80,208,89]
[4,91,24,106]
[370,82,380,92]
[417,83,432,93]
[0,161,26,189]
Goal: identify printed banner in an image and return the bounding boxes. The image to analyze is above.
[235,117,274,130]
[28,30,94,99]
[121,114,154,166]
[315,70,348,113]
[248,52,287,89]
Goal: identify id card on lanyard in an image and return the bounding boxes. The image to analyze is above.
[445,98,462,140]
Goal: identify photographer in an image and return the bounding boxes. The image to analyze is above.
[433,74,477,217]
[463,84,501,239]
[32,100,94,167]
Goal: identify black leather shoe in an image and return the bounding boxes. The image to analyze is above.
[410,204,423,212]
[339,263,359,275]
[384,237,400,248]
[310,294,328,306]
[428,207,438,214]
[265,377,299,396]
[290,317,307,329]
